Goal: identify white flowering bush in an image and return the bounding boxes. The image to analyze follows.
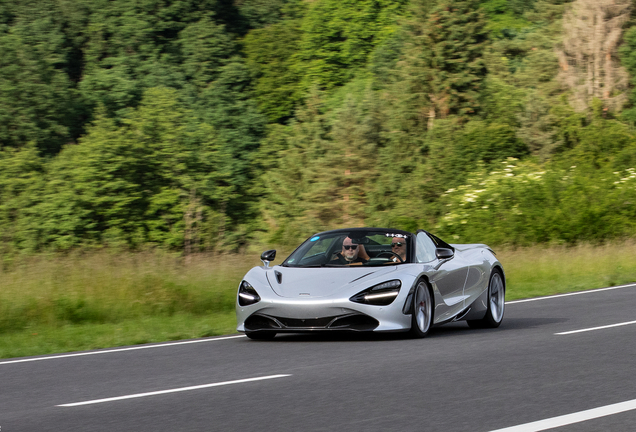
[435,158,636,245]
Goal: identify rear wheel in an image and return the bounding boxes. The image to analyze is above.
[467,270,505,329]
[410,281,433,338]
[245,331,277,340]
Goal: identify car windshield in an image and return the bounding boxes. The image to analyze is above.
[282,230,411,267]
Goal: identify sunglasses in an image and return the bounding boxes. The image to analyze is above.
[343,245,358,250]
[391,242,404,247]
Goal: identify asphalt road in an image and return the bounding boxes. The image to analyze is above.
[2,283,636,432]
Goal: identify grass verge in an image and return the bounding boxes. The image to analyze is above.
[1,241,635,359]
[0,313,236,359]
[498,240,636,300]
[0,251,249,359]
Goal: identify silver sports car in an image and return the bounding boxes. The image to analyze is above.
[236,228,505,340]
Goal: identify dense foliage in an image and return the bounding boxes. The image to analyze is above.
[1,0,636,254]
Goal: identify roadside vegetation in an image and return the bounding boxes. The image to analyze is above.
[502,240,636,300]
[2,241,635,359]
[2,0,636,252]
[0,251,242,359]
[1,0,636,358]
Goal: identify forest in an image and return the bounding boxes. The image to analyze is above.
[2,0,636,255]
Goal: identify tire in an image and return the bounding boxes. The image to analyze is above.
[409,281,433,338]
[467,269,505,329]
[245,331,277,340]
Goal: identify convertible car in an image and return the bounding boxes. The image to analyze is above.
[236,228,505,340]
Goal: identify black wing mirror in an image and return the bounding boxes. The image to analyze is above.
[435,248,454,260]
[260,250,276,267]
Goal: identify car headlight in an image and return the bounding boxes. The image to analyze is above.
[349,280,402,306]
[238,281,261,306]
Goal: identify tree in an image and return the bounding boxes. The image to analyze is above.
[298,0,408,91]
[557,0,632,112]
[0,3,82,154]
[260,90,331,244]
[0,144,46,251]
[484,0,569,158]
[78,0,233,118]
[193,58,266,237]
[261,86,381,243]
[423,0,488,122]
[480,0,532,39]
[320,90,380,226]
[235,0,289,29]
[179,15,236,90]
[365,0,437,224]
[618,25,636,123]
[243,1,306,123]
[31,88,230,250]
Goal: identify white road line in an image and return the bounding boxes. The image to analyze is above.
[57,374,291,407]
[0,335,246,366]
[555,320,636,335]
[488,398,636,432]
[507,283,636,305]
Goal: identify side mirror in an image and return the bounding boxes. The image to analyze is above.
[435,248,454,260]
[260,250,276,267]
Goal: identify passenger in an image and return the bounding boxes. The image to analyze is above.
[331,237,369,265]
[390,237,407,263]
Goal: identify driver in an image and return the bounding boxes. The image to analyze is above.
[331,237,369,265]
[390,237,407,262]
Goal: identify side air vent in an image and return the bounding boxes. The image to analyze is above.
[453,308,471,321]
[275,270,282,284]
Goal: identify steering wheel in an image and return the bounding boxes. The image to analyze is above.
[375,251,404,263]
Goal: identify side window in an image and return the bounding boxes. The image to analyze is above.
[416,232,437,263]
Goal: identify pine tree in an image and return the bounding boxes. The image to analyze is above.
[261,90,332,244]
[424,0,488,121]
[261,86,381,242]
[365,0,437,227]
[317,91,380,227]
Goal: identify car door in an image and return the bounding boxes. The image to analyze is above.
[416,231,468,322]
[461,248,488,308]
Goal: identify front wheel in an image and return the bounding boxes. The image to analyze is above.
[467,270,505,329]
[410,281,433,338]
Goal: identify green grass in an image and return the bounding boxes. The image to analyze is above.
[0,313,237,359]
[0,250,254,359]
[1,241,635,359]
[499,240,636,300]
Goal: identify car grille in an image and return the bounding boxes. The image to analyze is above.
[277,316,335,328]
[244,313,379,332]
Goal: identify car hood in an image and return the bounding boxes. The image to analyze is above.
[265,266,397,298]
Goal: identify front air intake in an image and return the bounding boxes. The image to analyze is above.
[244,313,379,332]
[244,314,281,330]
[329,314,379,331]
